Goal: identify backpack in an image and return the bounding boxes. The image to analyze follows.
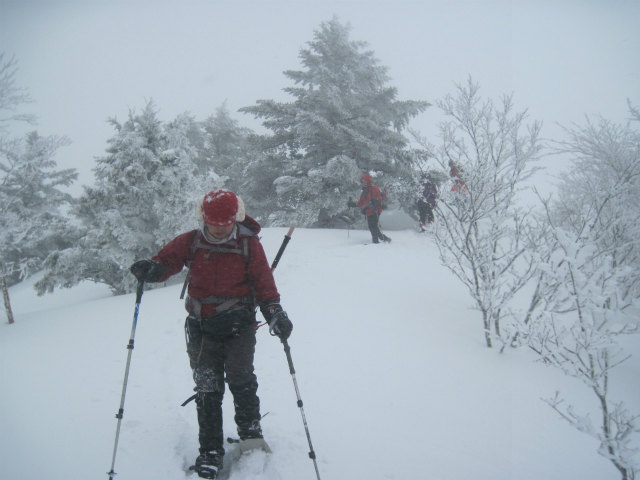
[380,188,389,210]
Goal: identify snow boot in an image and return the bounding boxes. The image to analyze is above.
[194,450,224,479]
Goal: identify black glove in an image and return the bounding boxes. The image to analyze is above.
[130,259,165,283]
[260,303,293,340]
[347,198,356,208]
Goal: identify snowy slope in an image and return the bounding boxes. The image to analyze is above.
[1,227,637,480]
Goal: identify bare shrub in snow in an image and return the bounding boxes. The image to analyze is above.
[528,112,640,480]
[417,77,542,348]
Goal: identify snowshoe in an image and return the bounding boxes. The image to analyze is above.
[227,436,272,454]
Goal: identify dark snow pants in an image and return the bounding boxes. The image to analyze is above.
[417,200,434,225]
[366,213,386,243]
[184,307,262,453]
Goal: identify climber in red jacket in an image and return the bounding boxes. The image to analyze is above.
[129,189,292,479]
[349,173,391,244]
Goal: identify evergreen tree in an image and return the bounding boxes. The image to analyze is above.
[0,53,77,292]
[37,101,222,295]
[0,131,77,286]
[0,53,35,132]
[241,17,429,226]
[201,103,256,194]
[161,111,223,236]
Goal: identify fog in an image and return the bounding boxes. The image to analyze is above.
[2,0,639,192]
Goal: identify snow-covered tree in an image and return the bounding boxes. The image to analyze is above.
[1,131,77,282]
[201,103,251,188]
[418,77,542,348]
[240,16,428,226]
[267,153,362,227]
[0,53,77,323]
[160,112,222,235]
[0,53,35,132]
[36,102,223,295]
[528,114,640,480]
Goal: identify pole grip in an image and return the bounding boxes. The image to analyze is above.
[271,225,295,272]
[135,281,145,304]
[282,339,296,374]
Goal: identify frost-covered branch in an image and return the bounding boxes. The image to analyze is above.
[527,112,640,479]
[422,77,542,348]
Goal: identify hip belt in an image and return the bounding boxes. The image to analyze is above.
[186,294,254,318]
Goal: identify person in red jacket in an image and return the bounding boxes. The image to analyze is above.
[130,189,292,479]
[449,160,467,194]
[349,173,391,244]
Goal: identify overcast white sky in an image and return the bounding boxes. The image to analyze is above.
[2,0,639,192]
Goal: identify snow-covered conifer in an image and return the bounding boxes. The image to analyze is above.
[202,104,252,180]
[0,54,77,289]
[37,102,223,295]
[240,17,428,226]
[0,131,77,285]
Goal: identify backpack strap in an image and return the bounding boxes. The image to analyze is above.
[180,230,203,300]
[242,236,256,306]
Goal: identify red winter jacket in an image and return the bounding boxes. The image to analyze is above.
[449,163,467,194]
[356,174,384,216]
[152,216,279,318]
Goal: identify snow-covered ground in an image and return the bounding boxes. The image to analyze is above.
[1,227,638,480]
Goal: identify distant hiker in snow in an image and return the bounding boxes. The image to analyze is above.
[449,160,466,194]
[417,174,438,231]
[348,173,391,244]
[129,189,293,479]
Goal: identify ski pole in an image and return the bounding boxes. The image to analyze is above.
[107,281,144,480]
[282,338,321,480]
[267,227,321,480]
[271,225,295,272]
